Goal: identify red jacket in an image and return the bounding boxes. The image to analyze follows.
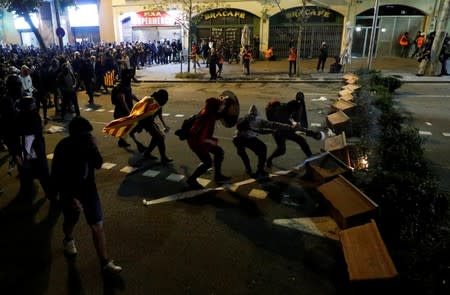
[187,97,222,154]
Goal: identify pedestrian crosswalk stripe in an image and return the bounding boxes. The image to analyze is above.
[120,166,137,173]
[175,114,184,117]
[143,187,224,206]
[47,153,54,160]
[248,189,267,199]
[227,178,258,192]
[108,110,114,112]
[197,178,211,187]
[84,108,93,112]
[311,123,321,127]
[443,132,450,137]
[96,108,106,112]
[162,113,170,117]
[102,162,117,169]
[143,169,160,177]
[425,122,432,126]
[419,131,432,135]
[273,217,339,240]
[166,173,185,182]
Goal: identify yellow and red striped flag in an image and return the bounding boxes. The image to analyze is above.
[103,96,160,138]
[104,70,115,88]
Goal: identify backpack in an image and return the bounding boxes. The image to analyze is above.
[174,114,199,140]
[265,100,282,121]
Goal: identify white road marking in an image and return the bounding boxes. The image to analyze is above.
[162,113,170,116]
[108,110,114,112]
[96,108,106,112]
[197,178,211,187]
[273,217,339,240]
[120,166,137,173]
[310,123,321,127]
[46,153,54,160]
[84,108,93,112]
[101,162,117,169]
[142,187,224,206]
[248,189,267,199]
[143,169,160,177]
[175,114,185,117]
[166,173,185,182]
[425,122,432,126]
[443,132,450,137]
[419,131,432,136]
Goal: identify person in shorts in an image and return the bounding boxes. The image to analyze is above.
[51,116,122,273]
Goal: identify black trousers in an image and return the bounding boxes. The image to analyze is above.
[190,145,225,179]
[268,131,312,161]
[233,136,267,173]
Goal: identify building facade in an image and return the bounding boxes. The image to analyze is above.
[1,0,449,58]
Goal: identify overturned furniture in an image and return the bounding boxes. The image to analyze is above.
[317,174,378,229]
[339,219,398,281]
[304,152,352,184]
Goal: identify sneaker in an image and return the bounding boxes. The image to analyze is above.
[63,239,77,256]
[103,260,122,273]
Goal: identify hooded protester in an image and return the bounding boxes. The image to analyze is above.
[186,96,231,189]
[233,104,308,178]
[51,116,122,273]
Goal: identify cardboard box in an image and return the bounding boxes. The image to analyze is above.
[332,100,357,113]
[327,110,352,136]
[322,132,352,167]
[317,175,378,229]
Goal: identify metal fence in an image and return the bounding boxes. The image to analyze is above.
[269,24,343,59]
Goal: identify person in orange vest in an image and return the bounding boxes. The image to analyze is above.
[264,46,275,61]
[288,47,297,76]
[411,31,425,58]
[399,32,410,58]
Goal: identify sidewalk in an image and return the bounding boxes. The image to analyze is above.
[136,56,450,83]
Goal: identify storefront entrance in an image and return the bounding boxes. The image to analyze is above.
[193,9,260,50]
[269,6,344,59]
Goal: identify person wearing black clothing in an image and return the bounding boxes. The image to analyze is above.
[111,69,139,148]
[51,116,122,273]
[57,63,80,121]
[266,92,313,168]
[317,42,328,72]
[209,48,218,81]
[14,96,54,199]
[80,57,95,104]
[439,35,449,76]
[135,89,173,163]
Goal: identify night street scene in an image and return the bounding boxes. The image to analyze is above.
[1,0,450,294]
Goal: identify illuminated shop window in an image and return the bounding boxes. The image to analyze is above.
[68,4,99,27]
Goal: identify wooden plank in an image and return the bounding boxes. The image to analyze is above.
[340,220,398,281]
[317,175,378,228]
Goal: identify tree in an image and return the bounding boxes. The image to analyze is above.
[0,0,75,51]
[425,0,450,76]
[259,0,309,77]
[144,0,222,72]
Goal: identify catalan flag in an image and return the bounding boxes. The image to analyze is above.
[103,96,160,138]
[104,70,115,88]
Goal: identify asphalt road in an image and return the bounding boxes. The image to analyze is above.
[0,81,448,294]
